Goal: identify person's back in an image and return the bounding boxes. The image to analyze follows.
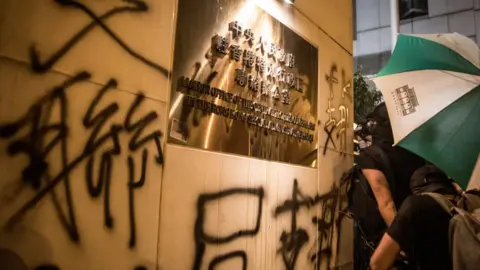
[361,140,425,207]
[380,142,425,206]
[353,103,425,269]
[387,193,453,269]
[371,164,458,270]
[357,103,425,219]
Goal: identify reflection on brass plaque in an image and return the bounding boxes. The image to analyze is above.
[168,0,319,167]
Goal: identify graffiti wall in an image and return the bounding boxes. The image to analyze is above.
[0,0,171,269]
[0,0,353,269]
[158,145,353,270]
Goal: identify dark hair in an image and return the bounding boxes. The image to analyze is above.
[410,164,457,195]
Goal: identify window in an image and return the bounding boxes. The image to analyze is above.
[399,0,428,20]
[354,51,392,76]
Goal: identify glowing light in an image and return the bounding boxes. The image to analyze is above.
[203,96,220,149]
[203,1,259,149]
[236,0,257,25]
[169,93,183,118]
[203,64,235,149]
[169,1,257,119]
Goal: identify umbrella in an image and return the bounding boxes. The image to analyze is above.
[373,33,480,189]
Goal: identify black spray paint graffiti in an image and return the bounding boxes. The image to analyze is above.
[0,0,168,249]
[0,71,164,248]
[30,0,168,77]
[323,64,351,156]
[193,187,264,270]
[323,64,338,155]
[191,177,350,270]
[308,177,350,270]
[34,264,148,270]
[273,180,312,270]
[0,0,167,268]
[208,251,247,270]
[274,178,350,270]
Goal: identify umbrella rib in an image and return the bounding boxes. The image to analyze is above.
[436,93,480,172]
[439,70,480,85]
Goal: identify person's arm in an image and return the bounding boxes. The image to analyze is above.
[362,169,396,226]
[370,233,401,270]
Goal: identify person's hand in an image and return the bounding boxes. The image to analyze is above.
[452,182,463,194]
[393,251,410,269]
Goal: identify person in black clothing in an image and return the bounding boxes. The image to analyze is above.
[370,164,458,270]
[357,103,425,226]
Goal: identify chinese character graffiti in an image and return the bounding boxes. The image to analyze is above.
[28,0,168,77]
[322,64,351,155]
[274,180,312,270]
[191,177,351,270]
[193,187,264,270]
[336,105,348,154]
[31,264,148,270]
[308,175,351,270]
[0,71,164,247]
[0,0,171,269]
[274,177,351,270]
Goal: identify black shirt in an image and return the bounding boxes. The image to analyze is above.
[387,195,453,270]
[357,141,425,207]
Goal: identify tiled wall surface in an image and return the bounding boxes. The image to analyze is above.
[0,0,354,269]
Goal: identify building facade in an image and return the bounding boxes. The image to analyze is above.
[0,1,354,270]
[354,0,480,75]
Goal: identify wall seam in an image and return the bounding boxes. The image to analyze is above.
[291,4,353,56]
[0,54,167,104]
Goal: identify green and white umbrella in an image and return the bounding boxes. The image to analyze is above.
[373,33,480,189]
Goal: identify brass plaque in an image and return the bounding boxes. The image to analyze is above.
[168,0,319,167]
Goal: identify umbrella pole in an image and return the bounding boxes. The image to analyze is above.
[390,0,399,52]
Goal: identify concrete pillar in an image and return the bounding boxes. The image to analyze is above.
[390,0,399,52]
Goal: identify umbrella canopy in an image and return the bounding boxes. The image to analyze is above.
[373,33,480,189]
